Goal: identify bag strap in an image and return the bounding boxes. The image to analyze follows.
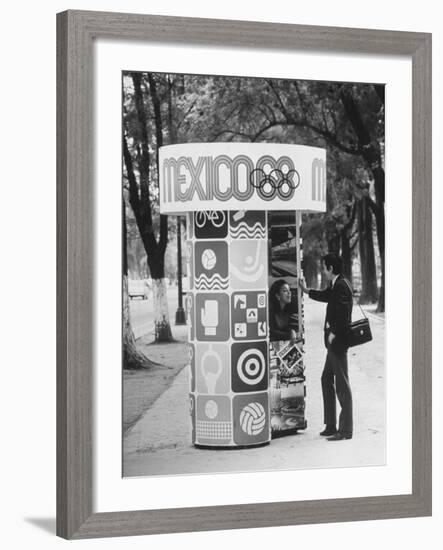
[343,278,367,320]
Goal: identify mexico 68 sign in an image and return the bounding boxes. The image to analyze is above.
[159,143,326,214]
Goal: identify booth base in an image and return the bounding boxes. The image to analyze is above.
[271,428,299,439]
[271,420,307,439]
[194,441,271,451]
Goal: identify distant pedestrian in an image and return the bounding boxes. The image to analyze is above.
[299,254,353,441]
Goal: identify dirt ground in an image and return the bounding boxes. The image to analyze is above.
[123,328,188,434]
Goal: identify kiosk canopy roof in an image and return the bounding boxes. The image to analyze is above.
[159,143,326,214]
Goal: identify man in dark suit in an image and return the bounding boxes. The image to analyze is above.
[299,254,354,441]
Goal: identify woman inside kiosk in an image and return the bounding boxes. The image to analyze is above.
[269,279,298,343]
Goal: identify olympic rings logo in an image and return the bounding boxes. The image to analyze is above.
[249,167,300,201]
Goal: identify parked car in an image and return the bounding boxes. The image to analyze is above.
[128,279,149,300]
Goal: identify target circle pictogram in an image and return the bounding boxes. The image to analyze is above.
[236,348,266,386]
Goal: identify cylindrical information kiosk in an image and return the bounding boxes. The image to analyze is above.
[159,143,326,448]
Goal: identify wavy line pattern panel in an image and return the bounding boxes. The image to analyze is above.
[229,210,266,239]
[194,241,229,290]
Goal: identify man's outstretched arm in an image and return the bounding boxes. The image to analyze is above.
[299,278,331,303]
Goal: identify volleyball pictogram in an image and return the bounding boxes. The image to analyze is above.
[239,402,266,436]
[201,248,217,270]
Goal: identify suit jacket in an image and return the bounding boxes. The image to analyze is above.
[309,275,353,351]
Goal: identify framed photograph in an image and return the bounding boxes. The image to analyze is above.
[57,10,431,539]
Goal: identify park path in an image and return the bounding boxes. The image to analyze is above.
[124,300,385,477]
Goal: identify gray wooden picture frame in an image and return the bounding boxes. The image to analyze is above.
[56,9,432,540]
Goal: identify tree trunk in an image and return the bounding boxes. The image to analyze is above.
[122,275,157,369]
[327,234,340,256]
[123,73,173,342]
[340,88,385,311]
[358,197,378,304]
[341,229,353,283]
[320,258,328,287]
[147,252,173,342]
[371,171,385,312]
[151,278,173,342]
[147,73,173,340]
[377,246,385,312]
[122,201,155,369]
[167,75,177,143]
[302,254,319,288]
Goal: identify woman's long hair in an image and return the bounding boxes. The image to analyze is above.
[269,279,289,312]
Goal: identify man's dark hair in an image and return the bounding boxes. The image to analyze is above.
[323,253,343,275]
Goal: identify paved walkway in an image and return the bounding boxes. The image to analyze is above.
[124,300,385,477]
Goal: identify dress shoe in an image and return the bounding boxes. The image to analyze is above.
[326,432,352,441]
[319,426,337,437]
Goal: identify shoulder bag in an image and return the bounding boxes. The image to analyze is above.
[344,279,373,347]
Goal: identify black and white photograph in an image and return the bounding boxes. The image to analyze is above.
[122,71,385,477]
[1,0,438,545]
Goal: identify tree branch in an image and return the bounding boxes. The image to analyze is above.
[132,73,152,226]
[373,84,385,107]
[175,99,197,133]
[210,129,254,142]
[123,134,140,213]
[147,73,163,167]
[265,80,360,155]
[266,79,291,120]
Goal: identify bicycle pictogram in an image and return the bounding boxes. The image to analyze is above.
[195,210,226,228]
